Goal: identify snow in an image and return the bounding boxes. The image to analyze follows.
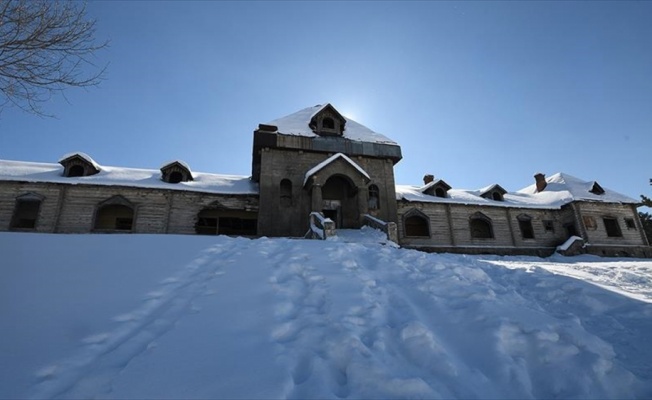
[303,153,370,186]
[58,152,101,171]
[0,159,258,195]
[397,172,638,209]
[267,104,398,145]
[557,235,584,251]
[2,232,652,399]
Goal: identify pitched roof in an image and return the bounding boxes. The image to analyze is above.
[303,153,370,186]
[396,172,637,209]
[267,104,397,145]
[0,159,258,195]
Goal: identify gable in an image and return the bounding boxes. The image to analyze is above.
[304,153,370,187]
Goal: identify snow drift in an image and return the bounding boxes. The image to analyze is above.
[1,231,651,399]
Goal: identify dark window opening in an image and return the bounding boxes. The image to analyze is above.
[280,179,292,207]
[435,187,446,198]
[543,220,554,232]
[169,171,183,184]
[95,205,134,231]
[492,192,503,201]
[405,215,429,237]
[11,199,41,229]
[68,165,85,177]
[590,182,605,195]
[219,217,257,236]
[322,117,335,129]
[368,185,380,210]
[196,216,218,235]
[470,217,493,239]
[603,217,622,237]
[625,218,636,230]
[519,219,535,239]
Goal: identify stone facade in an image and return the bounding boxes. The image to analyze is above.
[1,103,650,258]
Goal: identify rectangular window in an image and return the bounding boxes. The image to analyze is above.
[603,217,622,237]
[543,220,554,232]
[11,200,41,230]
[625,218,636,230]
[519,219,535,239]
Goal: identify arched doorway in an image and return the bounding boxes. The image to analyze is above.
[321,175,358,228]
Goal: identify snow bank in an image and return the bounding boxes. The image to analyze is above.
[1,233,651,399]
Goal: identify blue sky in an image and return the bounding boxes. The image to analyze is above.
[1,1,650,200]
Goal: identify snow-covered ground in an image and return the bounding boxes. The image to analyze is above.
[1,231,651,399]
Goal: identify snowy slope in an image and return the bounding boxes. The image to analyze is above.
[1,232,651,399]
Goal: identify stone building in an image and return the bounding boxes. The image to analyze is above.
[1,103,650,257]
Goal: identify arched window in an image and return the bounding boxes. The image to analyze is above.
[435,187,446,198]
[168,171,183,184]
[94,196,134,231]
[10,194,43,230]
[68,165,85,177]
[404,210,430,237]
[322,117,335,130]
[196,209,219,235]
[492,191,503,201]
[517,214,535,239]
[280,179,292,207]
[368,184,380,210]
[470,213,493,239]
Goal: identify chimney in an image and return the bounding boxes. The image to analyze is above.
[423,174,434,185]
[534,173,547,192]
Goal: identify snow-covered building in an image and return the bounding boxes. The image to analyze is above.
[0,104,649,257]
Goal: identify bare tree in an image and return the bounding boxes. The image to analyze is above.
[0,0,107,116]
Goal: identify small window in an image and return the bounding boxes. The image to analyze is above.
[95,204,134,231]
[543,220,554,232]
[625,218,636,230]
[435,187,446,198]
[517,214,534,239]
[470,213,494,239]
[168,171,183,184]
[11,197,42,229]
[492,192,503,201]
[322,117,335,130]
[368,185,380,210]
[280,179,292,207]
[68,165,85,177]
[603,217,622,237]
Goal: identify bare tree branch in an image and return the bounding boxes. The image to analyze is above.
[0,0,108,116]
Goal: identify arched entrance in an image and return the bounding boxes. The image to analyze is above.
[321,175,358,228]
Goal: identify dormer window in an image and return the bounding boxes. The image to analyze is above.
[421,179,451,198]
[309,104,346,137]
[480,184,507,202]
[590,182,605,195]
[160,161,193,184]
[59,152,101,177]
[323,117,335,130]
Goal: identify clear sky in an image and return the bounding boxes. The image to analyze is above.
[1,1,650,201]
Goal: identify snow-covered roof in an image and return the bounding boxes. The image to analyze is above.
[304,153,370,186]
[0,159,258,195]
[58,152,101,171]
[397,172,637,209]
[267,104,397,145]
[160,160,192,173]
[419,179,451,193]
